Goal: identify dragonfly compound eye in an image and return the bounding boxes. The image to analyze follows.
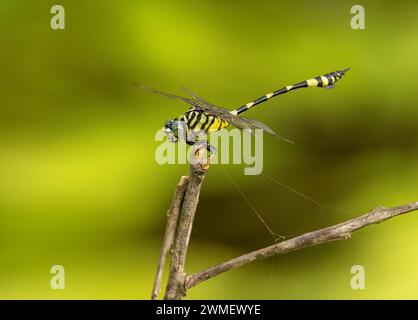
[164,120,172,130]
[164,119,179,130]
[163,119,179,142]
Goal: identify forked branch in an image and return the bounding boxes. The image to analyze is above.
[151,176,189,300]
[154,161,418,300]
[164,161,209,300]
[186,201,418,290]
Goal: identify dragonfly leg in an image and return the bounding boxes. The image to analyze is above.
[205,141,217,155]
[195,140,216,155]
[191,140,216,165]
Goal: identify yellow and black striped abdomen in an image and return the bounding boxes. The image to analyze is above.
[233,68,350,115]
[181,109,229,134]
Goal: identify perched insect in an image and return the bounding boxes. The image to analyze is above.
[137,68,350,152]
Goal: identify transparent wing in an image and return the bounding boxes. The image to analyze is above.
[138,83,237,119]
[187,97,294,144]
[180,86,206,102]
[138,84,293,143]
[243,117,294,144]
[228,114,294,144]
[135,83,201,109]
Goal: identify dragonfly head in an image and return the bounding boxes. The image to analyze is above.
[163,118,179,142]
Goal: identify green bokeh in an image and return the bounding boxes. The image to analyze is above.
[1,0,417,299]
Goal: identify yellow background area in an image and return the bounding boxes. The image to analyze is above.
[0,0,417,299]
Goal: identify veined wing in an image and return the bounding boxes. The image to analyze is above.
[226,113,294,144]
[135,83,201,109]
[181,92,294,143]
[138,84,293,143]
[180,87,274,133]
[137,83,237,118]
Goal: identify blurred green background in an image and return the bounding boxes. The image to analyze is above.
[1,0,418,299]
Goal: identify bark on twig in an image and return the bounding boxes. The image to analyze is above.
[186,202,418,289]
[151,176,189,300]
[164,162,208,300]
[154,157,418,299]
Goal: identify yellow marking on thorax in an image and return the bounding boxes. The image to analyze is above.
[320,76,329,86]
[307,78,318,87]
[207,117,229,132]
[192,113,207,131]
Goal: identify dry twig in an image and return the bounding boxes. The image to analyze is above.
[164,161,208,300]
[186,202,418,290]
[151,176,189,300]
[153,161,418,300]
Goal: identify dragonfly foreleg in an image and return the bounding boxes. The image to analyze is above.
[190,140,216,165]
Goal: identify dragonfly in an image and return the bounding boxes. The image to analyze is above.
[137,68,350,153]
